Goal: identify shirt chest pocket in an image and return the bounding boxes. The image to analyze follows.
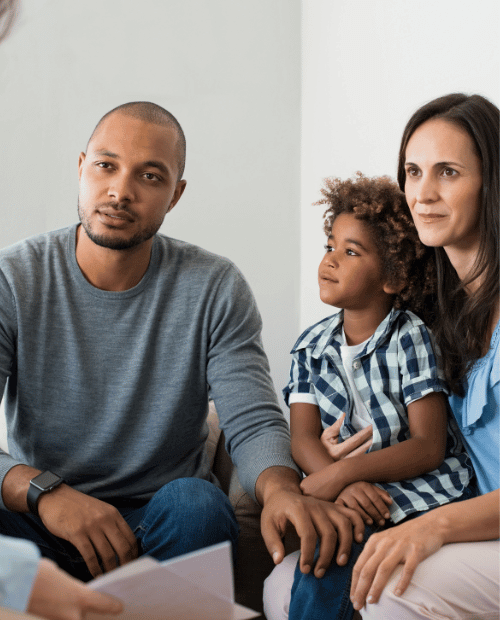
[311,369,350,428]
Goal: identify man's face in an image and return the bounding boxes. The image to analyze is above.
[78,112,186,251]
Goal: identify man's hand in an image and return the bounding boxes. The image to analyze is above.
[257,467,364,579]
[321,413,372,461]
[335,482,392,526]
[28,558,123,620]
[38,485,139,577]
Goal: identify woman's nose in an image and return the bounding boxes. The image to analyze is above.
[415,173,439,204]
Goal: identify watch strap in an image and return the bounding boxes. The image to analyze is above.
[27,473,63,517]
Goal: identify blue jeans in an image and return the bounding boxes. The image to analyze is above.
[289,486,477,620]
[0,477,239,581]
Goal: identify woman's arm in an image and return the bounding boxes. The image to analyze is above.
[300,391,447,500]
[350,489,500,611]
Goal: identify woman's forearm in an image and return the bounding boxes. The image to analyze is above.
[427,489,499,543]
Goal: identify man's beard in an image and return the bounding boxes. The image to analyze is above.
[78,200,163,251]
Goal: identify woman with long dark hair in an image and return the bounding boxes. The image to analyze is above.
[353,93,499,618]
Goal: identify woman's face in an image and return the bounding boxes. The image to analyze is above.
[404,118,483,256]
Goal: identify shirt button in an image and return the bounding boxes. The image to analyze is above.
[353,360,361,370]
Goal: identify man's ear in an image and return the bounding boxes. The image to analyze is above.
[78,152,86,181]
[167,180,187,214]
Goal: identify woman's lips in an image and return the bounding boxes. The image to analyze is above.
[417,213,447,224]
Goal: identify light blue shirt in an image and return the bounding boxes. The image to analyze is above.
[449,319,500,496]
[0,534,40,611]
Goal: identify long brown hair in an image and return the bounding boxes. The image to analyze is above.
[0,0,17,42]
[398,93,499,395]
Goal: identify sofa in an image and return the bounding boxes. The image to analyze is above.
[206,401,300,617]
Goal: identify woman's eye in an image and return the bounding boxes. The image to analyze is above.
[406,166,419,177]
[442,167,457,177]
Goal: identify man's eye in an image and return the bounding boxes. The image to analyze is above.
[97,162,111,169]
[144,173,160,181]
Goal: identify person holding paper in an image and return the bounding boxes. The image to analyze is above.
[0,98,364,585]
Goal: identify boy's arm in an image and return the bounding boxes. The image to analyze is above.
[300,391,447,501]
[290,403,335,474]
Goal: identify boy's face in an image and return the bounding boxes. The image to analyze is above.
[318,213,393,311]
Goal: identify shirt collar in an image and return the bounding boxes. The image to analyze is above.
[311,307,404,359]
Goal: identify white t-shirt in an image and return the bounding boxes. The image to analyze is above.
[289,328,372,431]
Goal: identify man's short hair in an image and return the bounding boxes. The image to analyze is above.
[88,102,186,181]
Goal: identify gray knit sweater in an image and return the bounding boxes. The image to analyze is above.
[0,225,297,508]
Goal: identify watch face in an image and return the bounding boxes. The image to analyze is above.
[32,471,62,490]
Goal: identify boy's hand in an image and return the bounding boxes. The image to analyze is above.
[335,482,392,526]
[321,414,372,461]
[300,461,348,501]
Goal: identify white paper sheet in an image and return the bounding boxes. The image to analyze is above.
[87,542,260,620]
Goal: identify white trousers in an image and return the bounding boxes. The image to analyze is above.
[263,542,500,620]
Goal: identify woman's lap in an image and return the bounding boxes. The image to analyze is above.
[264,541,500,620]
[360,540,499,620]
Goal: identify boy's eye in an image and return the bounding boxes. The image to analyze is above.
[324,244,334,252]
[346,249,358,256]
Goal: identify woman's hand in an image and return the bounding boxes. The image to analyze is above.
[335,482,392,526]
[28,558,123,620]
[350,513,445,611]
[321,413,372,461]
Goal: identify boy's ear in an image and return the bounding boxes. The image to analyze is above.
[383,280,402,295]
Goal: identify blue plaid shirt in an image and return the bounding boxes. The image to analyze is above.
[284,308,473,523]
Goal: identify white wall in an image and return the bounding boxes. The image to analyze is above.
[0,0,301,403]
[301,0,500,330]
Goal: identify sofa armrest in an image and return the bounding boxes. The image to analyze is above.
[207,403,300,616]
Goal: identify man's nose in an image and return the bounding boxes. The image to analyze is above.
[108,173,135,203]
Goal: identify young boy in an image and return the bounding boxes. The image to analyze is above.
[279,174,473,620]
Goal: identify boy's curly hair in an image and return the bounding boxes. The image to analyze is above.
[317,172,437,322]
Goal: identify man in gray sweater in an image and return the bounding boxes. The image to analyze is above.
[0,102,363,582]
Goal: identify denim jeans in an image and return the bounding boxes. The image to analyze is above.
[0,477,239,581]
[288,485,477,620]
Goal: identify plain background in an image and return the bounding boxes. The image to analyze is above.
[0,0,498,417]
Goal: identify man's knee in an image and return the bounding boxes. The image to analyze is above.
[142,477,238,547]
[153,477,234,520]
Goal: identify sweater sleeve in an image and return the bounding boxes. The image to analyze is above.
[205,264,299,501]
[0,269,26,502]
[0,535,40,611]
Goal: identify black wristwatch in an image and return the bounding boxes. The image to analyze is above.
[27,471,63,517]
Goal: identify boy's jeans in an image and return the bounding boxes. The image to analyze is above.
[289,486,476,620]
[0,477,239,581]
